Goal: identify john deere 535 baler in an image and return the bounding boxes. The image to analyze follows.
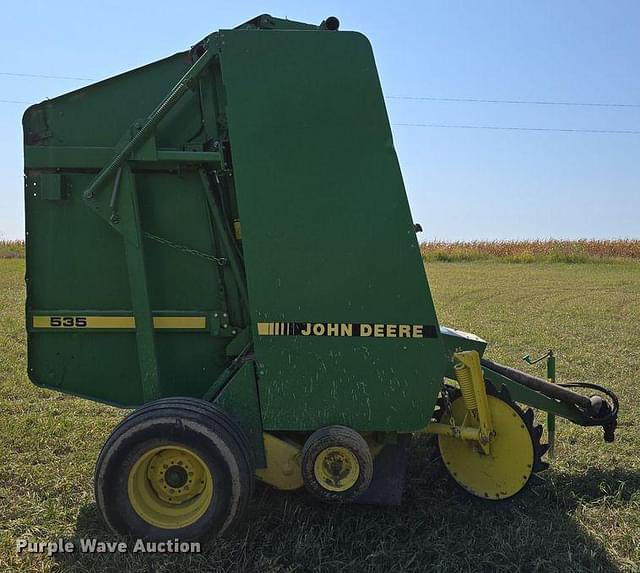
[22,14,618,541]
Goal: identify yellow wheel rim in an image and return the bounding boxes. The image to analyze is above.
[438,395,535,499]
[314,446,360,492]
[127,445,213,529]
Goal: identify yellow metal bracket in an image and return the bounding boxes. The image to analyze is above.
[255,433,303,490]
[423,351,494,453]
[453,350,493,454]
[423,422,481,441]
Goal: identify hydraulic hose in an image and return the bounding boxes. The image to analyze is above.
[557,381,619,435]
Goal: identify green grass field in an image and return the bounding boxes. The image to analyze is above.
[1,258,639,572]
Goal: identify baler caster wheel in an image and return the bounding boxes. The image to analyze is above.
[95,397,254,542]
[301,425,373,502]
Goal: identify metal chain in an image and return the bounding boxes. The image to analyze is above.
[143,231,227,266]
[442,386,456,427]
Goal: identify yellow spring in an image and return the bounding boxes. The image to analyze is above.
[454,362,477,411]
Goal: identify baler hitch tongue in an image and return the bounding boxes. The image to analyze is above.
[480,358,619,442]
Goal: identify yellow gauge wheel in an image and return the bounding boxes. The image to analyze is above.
[301,425,373,501]
[128,445,213,529]
[313,446,361,492]
[438,394,535,499]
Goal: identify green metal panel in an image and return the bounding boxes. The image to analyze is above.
[440,326,488,379]
[214,362,266,467]
[23,48,235,406]
[218,29,447,432]
[23,52,199,149]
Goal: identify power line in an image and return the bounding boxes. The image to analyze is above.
[2,97,636,133]
[2,71,637,109]
[0,72,95,81]
[1,79,637,134]
[392,122,640,134]
[386,95,640,109]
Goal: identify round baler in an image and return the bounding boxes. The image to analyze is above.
[22,14,618,541]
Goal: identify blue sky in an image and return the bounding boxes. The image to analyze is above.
[2,1,638,240]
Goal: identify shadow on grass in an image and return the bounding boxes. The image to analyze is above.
[54,440,630,573]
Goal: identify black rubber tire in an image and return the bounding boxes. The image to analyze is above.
[95,397,254,542]
[301,425,373,502]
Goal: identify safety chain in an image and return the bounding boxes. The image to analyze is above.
[143,231,227,266]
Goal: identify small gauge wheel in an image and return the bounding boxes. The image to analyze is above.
[301,425,373,502]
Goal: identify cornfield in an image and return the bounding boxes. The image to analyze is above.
[421,239,640,263]
[2,239,640,263]
[0,240,24,259]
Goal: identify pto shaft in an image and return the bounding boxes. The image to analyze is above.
[481,359,602,414]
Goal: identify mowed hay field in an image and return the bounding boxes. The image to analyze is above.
[1,256,639,572]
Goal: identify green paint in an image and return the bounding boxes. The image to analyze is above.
[547,351,556,455]
[440,327,488,379]
[214,362,266,467]
[482,367,587,426]
[218,28,446,431]
[122,166,160,401]
[83,48,216,201]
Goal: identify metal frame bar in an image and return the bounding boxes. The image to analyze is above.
[24,146,222,169]
[199,169,249,310]
[482,366,589,425]
[121,165,160,401]
[422,422,481,441]
[83,48,216,200]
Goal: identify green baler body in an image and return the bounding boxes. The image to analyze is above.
[23,16,461,436]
